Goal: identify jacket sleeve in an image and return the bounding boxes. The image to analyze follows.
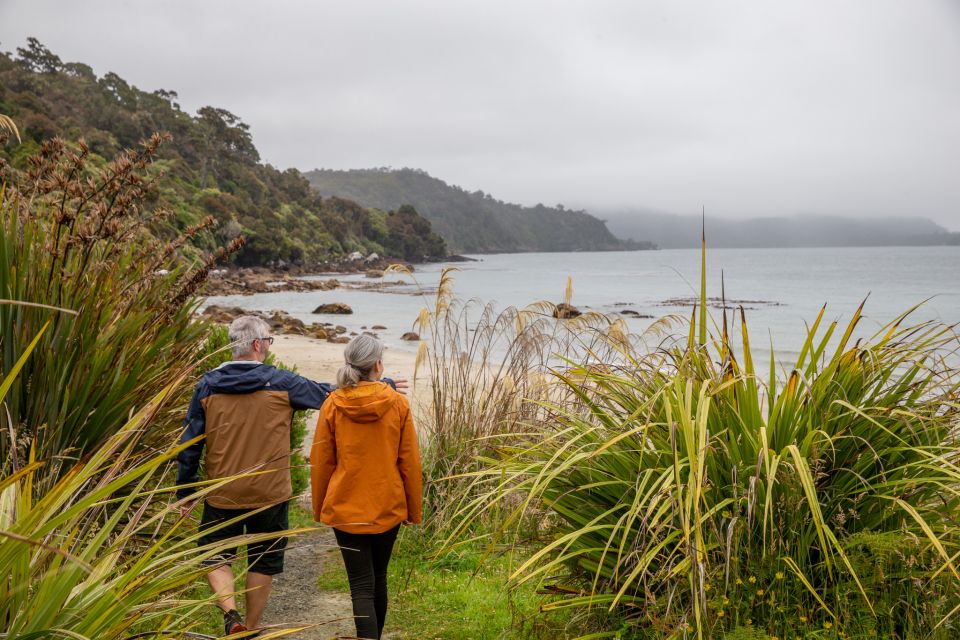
[284,371,335,410]
[175,382,207,500]
[397,403,423,524]
[310,403,337,522]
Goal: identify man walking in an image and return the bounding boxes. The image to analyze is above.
[176,315,353,635]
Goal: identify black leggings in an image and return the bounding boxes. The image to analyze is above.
[333,525,400,640]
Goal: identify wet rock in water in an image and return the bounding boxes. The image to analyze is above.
[372,325,387,330]
[327,335,350,344]
[619,309,653,318]
[309,324,329,339]
[335,325,347,334]
[365,270,384,278]
[553,303,581,319]
[400,331,420,341]
[312,303,353,314]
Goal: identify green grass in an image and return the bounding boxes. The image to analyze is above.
[317,531,574,639]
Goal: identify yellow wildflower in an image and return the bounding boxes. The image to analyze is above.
[735,578,744,586]
[746,619,753,626]
[824,621,833,629]
[798,616,808,623]
[704,582,712,592]
[717,610,725,618]
[775,571,785,580]
[748,576,757,584]
[756,589,764,597]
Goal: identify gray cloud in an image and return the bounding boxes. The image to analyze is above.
[1,0,958,228]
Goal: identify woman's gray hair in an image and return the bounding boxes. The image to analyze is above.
[228,315,272,359]
[337,333,384,388]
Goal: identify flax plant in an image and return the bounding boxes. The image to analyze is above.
[442,254,960,638]
[1,330,312,640]
[0,136,238,483]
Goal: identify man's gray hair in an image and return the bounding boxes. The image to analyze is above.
[337,333,384,387]
[228,315,272,359]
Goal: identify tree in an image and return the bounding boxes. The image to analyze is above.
[193,106,259,186]
[16,37,63,73]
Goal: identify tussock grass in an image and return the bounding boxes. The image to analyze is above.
[422,256,960,638]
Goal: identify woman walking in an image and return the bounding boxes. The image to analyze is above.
[310,334,422,639]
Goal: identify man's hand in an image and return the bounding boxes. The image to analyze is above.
[179,498,197,519]
[392,378,410,395]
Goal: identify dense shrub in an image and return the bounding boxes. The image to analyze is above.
[446,298,960,638]
[0,135,237,484]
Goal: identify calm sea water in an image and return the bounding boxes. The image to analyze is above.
[204,246,959,366]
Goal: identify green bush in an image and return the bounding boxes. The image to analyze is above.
[0,341,245,639]
[446,287,960,637]
[0,136,236,484]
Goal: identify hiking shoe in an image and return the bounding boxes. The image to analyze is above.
[223,609,247,636]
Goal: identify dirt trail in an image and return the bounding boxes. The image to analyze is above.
[259,523,357,639]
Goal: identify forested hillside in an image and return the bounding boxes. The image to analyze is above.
[305,168,651,253]
[0,39,445,265]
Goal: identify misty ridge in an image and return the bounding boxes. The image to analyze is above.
[306,167,959,251]
[598,209,960,249]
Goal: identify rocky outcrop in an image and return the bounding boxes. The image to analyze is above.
[203,268,340,296]
[400,332,420,341]
[312,303,353,315]
[200,305,355,342]
[553,303,581,319]
[620,309,654,319]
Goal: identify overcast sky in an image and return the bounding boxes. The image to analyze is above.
[2,1,958,229]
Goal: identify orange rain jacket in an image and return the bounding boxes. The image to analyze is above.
[310,381,423,533]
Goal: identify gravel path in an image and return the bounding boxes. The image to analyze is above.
[259,525,359,639]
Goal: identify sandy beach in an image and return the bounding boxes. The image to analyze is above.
[270,333,419,385]
[270,333,432,426]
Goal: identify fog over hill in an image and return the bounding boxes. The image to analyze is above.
[598,209,960,249]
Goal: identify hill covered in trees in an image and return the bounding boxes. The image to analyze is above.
[0,39,445,266]
[305,168,651,253]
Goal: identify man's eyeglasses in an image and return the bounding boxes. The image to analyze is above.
[254,336,275,345]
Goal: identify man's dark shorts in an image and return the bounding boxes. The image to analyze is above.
[198,501,288,575]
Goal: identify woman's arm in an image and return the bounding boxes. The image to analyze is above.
[397,405,423,524]
[310,404,337,522]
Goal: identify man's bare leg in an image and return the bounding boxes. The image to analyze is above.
[207,565,239,613]
[244,572,273,629]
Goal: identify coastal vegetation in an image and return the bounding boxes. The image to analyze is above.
[0,38,446,266]
[306,167,655,253]
[1,38,958,640]
[412,264,960,638]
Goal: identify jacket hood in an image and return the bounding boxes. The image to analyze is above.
[204,361,277,394]
[329,382,396,423]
